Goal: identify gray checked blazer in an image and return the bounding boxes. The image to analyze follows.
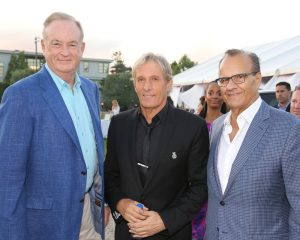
[206,101,300,240]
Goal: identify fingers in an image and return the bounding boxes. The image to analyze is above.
[117,199,148,223]
[128,211,166,238]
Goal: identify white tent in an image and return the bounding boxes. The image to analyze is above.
[171,35,300,110]
[173,34,300,86]
[263,72,300,90]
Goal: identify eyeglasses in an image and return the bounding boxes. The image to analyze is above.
[216,72,258,87]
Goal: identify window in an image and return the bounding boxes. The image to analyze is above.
[98,63,104,73]
[83,62,89,72]
[104,63,109,73]
[27,58,41,70]
[99,63,109,73]
[0,63,3,77]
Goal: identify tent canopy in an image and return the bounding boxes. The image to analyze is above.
[173,35,300,86]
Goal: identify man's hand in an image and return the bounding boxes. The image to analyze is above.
[104,206,110,227]
[128,211,166,238]
[116,198,148,223]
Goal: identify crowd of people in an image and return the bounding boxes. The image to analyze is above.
[0,11,300,240]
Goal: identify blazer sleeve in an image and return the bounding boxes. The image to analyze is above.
[104,116,128,213]
[159,120,209,235]
[0,86,33,239]
[281,121,300,239]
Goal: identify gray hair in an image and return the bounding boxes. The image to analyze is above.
[132,53,173,81]
[43,12,84,41]
[219,49,261,73]
[294,85,300,91]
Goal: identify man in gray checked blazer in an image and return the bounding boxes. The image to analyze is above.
[206,49,300,240]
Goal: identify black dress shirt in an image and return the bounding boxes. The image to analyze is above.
[135,102,169,186]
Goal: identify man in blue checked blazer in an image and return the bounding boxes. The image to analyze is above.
[206,49,300,240]
[0,12,104,239]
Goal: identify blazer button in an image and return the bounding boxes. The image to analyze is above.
[220,201,225,206]
[81,171,87,175]
[80,198,84,203]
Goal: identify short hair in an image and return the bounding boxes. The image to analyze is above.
[294,85,300,91]
[276,81,291,91]
[132,53,173,81]
[43,12,84,41]
[219,49,261,73]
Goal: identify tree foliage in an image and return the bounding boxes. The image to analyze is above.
[110,51,131,74]
[10,68,35,84]
[171,54,196,75]
[4,51,29,83]
[102,72,138,111]
[101,51,138,111]
[0,82,10,101]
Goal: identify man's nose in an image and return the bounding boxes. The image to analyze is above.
[143,80,152,90]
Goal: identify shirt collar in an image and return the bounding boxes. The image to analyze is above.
[138,100,169,127]
[224,97,262,127]
[45,63,81,92]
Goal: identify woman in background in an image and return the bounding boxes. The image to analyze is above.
[192,81,227,240]
[111,99,120,116]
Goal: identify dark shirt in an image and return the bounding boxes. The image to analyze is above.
[135,102,169,186]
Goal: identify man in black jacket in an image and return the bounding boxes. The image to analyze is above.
[105,53,209,239]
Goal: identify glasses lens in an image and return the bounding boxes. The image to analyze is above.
[232,74,246,84]
[218,78,229,86]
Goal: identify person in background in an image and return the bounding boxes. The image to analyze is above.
[111,99,120,115]
[206,48,300,240]
[0,12,105,240]
[196,95,205,115]
[274,81,291,112]
[290,85,300,118]
[192,81,226,240]
[199,81,227,132]
[105,52,209,239]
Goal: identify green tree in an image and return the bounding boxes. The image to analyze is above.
[110,51,131,74]
[102,72,138,111]
[178,54,196,71]
[171,54,196,75]
[10,68,35,84]
[4,51,29,83]
[171,61,181,75]
[0,82,10,101]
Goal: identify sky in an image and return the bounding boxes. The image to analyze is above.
[0,0,299,67]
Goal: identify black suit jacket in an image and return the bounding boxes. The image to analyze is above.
[105,105,209,239]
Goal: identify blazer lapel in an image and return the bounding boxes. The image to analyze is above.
[39,66,82,156]
[224,102,270,195]
[128,109,144,190]
[210,116,225,197]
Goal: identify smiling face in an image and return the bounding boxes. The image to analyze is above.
[41,19,85,83]
[205,82,223,110]
[219,53,261,116]
[134,61,172,117]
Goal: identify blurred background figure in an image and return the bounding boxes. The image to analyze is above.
[192,81,227,240]
[199,81,227,132]
[196,96,205,115]
[290,85,300,118]
[111,99,120,116]
[274,81,291,112]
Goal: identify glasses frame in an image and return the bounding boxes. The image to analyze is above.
[216,71,259,87]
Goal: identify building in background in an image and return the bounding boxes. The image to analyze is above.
[0,49,112,87]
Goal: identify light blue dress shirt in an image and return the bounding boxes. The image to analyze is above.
[45,64,98,191]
